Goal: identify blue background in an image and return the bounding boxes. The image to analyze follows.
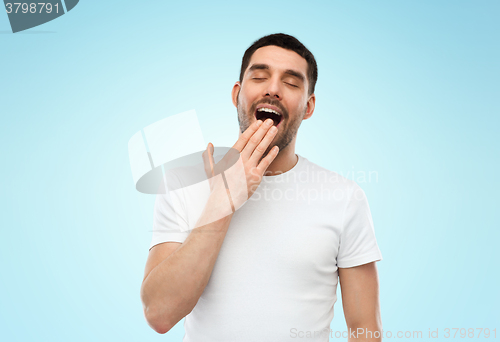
[1,0,498,341]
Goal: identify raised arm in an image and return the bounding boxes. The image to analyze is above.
[338,262,382,342]
[140,118,279,334]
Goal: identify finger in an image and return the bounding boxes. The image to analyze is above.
[256,145,279,175]
[241,118,275,161]
[208,143,215,174]
[232,119,263,152]
[249,124,278,164]
[202,143,214,179]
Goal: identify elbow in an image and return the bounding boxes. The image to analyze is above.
[141,288,174,334]
[144,305,174,334]
[140,283,195,334]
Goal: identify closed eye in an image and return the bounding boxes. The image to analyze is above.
[252,78,266,80]
[286,82,299,88]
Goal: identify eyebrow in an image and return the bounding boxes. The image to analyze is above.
[248,63,306,84]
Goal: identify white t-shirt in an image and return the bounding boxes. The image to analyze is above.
[150,154,382,342]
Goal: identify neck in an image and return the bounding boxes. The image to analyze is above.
[263,139,298,176]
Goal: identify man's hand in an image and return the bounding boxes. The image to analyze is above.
[202,118,279,210]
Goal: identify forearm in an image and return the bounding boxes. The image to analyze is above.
[140,191,233,333]
[347,323,383,342]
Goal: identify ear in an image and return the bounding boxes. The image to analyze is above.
[303,93,316,120]
[231,82,241,108]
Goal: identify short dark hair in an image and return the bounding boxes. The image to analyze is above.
[239,33,318,96]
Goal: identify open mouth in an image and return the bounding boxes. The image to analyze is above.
[255,107,283,127]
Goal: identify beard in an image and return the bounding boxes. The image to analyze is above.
[236,93,305,160]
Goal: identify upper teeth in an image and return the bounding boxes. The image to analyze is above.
[258,107,281,116]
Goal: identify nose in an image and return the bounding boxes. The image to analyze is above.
[264,76,281,99]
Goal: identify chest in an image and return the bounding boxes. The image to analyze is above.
[209,187,344,291]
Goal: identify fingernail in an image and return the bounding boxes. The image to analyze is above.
[265,119,273,126]
[256,120,263,126]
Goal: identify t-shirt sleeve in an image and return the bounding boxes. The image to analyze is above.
[149,173,190,251]
[337,183,383,268]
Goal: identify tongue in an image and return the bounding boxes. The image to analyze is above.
[256,110,281,126]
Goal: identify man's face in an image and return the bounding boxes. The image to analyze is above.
[232,45,315,156]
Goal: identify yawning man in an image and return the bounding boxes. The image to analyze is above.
[140,33,383,342]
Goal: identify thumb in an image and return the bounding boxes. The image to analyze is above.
[208,143,215,173]
[202,143,214,178]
